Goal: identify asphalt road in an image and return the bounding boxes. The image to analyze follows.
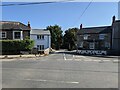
[2,50,118,88]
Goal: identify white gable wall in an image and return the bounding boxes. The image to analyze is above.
[30,34,51,50]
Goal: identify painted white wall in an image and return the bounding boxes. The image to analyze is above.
[30,34,51,50]
[76,50,107,55]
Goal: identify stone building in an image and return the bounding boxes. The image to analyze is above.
[77,16,120,55]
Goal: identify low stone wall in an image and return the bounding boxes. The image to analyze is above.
[76,50,107,55]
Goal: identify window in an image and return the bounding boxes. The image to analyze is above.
[105,42,110,49]
[79,42,83,48]
[1,32,6,38]
[84,34,89,40]
[37,45,44,51]
[89,43,95,49]
[13,31,21,39]
[99,34,106,40]
[37,35,44,40]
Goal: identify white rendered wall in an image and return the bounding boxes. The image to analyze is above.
[30,34,51,49]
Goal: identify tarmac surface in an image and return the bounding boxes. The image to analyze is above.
[1,50,119,88]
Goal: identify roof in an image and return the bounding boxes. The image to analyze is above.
[31,29,50,35]
[0,21,30,30]
[77,26,112,34]
[115,20,120,22]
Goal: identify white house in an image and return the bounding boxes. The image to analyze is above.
[30,29,51,54]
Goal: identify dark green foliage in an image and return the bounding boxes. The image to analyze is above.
[1,39,34,55]
[63,28,79,50]
[46,25,63,50]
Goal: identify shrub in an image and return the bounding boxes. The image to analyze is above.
[0,39,34,55]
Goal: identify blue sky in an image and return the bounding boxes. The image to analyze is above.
[2,2,118,33]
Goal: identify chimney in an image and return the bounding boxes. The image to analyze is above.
[28,21,31,28]
[112,16,116,24]
[80,24,82,29]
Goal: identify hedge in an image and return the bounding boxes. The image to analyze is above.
[0,39,34,55]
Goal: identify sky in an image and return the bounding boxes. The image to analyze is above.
[1,2,118,33]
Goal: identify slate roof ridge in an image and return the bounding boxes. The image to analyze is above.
[0,21,30,30]
[77,25,112,34]
[32,29,49,31]
[81,25,111,30]
[31,29,50,35]
[0,21,21,23]
[115,20,120,22]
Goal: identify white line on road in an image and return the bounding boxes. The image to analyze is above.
[84,59,94,61]
[63,53,67,60]
[73,55,74,59]
[92,60,101,62]
[66,59,72,61]
[4,78,79,84]
[75,55,87,58]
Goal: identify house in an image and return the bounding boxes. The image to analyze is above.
[112,19,120,55]
[0,21,31,40]
[76,16,120,55]
[30,29,51,55]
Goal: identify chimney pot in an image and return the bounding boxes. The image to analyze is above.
[80,24,82,29]
[112,16,116,24]
[28,21,31,28]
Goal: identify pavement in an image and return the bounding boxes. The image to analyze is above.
[0,54,45,59]
[0,49,118,60]
[0,49,56,60]
[1,50,119,88]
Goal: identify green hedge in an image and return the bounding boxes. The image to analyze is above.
[0,39,34,55]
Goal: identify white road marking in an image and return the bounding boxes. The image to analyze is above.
[63,53,67,60]
[113,60,119,63]
[75,56,86,58]
[1,59,16,61]
[72,55,74,60]
[5,78,79,84]
[102,60,110,62]
[66,59,72,61]
[113,60,119,62]
[92,60,101,62]
[74,59,83,61]
[84,59,94,61]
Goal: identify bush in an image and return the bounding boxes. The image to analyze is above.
[0,39,34,55]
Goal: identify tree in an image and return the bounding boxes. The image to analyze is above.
[63,28,79,50]
[46,25,63,50]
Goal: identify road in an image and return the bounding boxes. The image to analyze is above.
[2,50,118,88]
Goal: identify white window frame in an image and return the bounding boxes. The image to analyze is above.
[37,35,44,40]
[1,31,6,38]
[13,31,22,40]
[105,42,110,49]
[79,42,83,48]
[99,34,106,40]
[89,42,95,49]
[84,34,90,40]
[37,45,44,51]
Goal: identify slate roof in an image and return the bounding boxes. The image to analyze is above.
[0,21,30,30]
[115,20,120,22]
[31,29,50,35]
[77,26,112,35]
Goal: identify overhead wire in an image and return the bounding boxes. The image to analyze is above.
[73,0,93,27]
[1,0,93,29]
[0,0,74,6]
